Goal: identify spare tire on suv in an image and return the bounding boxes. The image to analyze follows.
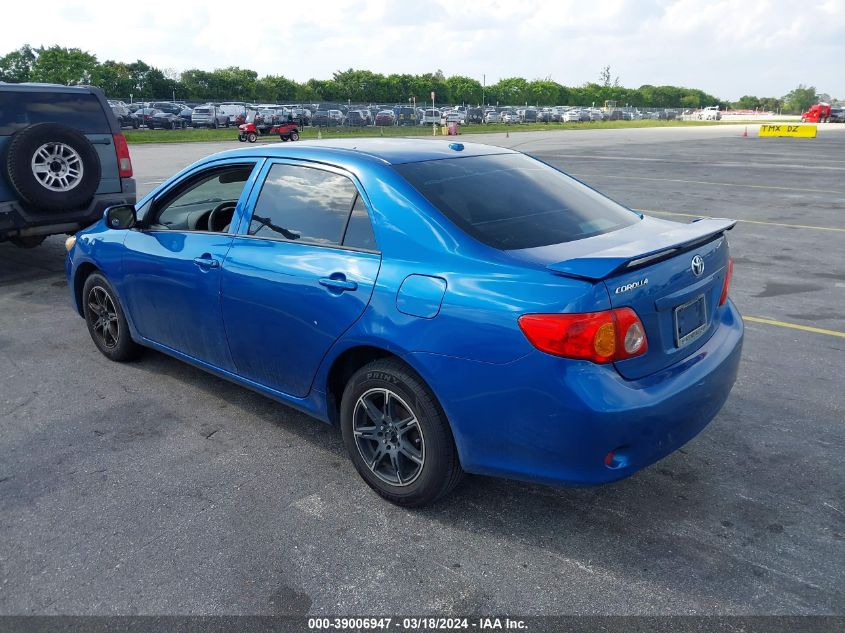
[4,122,102,212]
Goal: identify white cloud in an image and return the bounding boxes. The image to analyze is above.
[2,0,843,99]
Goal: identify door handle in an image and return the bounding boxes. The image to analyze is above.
[193,255,220,269]
[319,276,357,292]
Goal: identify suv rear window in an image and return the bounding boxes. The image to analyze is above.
[394,153,640,250]
[0,90,110,136]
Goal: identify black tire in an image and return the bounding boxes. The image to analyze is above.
[82,272,141,362]
[4,123,101,212]
[340,359,463,507]
[290,131,300,141]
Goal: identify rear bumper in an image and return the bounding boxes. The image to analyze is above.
[408,300,744,486]
[0,178,136,240]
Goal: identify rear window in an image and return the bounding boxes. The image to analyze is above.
[0,90,110,135]
[394,153,640,250]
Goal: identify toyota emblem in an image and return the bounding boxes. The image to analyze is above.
[691,255,705,277]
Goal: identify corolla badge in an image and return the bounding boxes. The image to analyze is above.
[615,278,649,294]
[691,255,705,277]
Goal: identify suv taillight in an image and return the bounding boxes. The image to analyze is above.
[112,133,133,178]
[518,308,648,364]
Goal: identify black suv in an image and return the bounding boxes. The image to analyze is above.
[0,83,136,248]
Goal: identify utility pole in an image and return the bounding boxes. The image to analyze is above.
[482,73,485,107]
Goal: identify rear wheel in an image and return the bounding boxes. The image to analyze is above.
[340,360,463,507]
[82,273,141,362]
[247,132,257,143]
[238,134,247,142]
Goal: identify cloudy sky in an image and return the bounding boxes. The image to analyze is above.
[2,0,843,100]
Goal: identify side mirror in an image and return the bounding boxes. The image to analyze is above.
[104,204,137,230]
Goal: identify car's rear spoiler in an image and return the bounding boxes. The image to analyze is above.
[546,218,737,281]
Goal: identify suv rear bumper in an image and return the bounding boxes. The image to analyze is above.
[0,178,136,240]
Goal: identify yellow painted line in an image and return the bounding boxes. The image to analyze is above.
[743,316,845,339]
[637,209,845,233]
[570,172,844,195]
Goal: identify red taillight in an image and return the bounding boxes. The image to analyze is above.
[518,307,648,364]
[719,258,733,306]
[112,133,133,178]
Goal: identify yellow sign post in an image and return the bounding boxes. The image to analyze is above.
[759,124,817,138]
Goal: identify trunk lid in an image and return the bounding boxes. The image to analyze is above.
[509,216,735,380]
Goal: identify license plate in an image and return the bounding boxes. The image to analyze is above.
[674,294,707,347]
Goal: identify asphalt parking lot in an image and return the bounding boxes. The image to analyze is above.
[1,125,843,616]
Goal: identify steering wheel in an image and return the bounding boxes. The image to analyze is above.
[207,201,237,233]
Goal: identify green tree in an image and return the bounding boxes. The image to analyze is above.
[255,75,299,103]
[782,84,817,113]
[446,75,482,105]
[492,77,529,105]
[0,44,36,83]
[527,79,563,106]
[90,60,135,98]
[30,46,98,85]
[733,95,760,110]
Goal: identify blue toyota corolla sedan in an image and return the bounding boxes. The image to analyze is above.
[65,139,743,506]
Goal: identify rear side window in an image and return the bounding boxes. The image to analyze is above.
[342,195,377,250]
[0,91,110,135]
[394,153,640,250]
[249,164,358,245]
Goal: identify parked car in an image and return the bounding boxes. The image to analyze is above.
[133,107,161,127]
[178,107,194,126]
[441,110,463,125]
[522,108,538,123]
[218,103,248,125]
[467,107,484,124]
[0,83,135,248]
[150,102,183,115]
[328,110,345,125]
[562,109,582,122]
[346,110,369,127]
[829,106,845,123]
[66,139,742,507]
[500,110,519,124]
[109,101,140,129]
[484,110,501,124]
[375,110,396,126]
[148,111,187,129]
[312,110,336,127]
[191,105,229,128]
[396,106,417,126]
[420,108,441,125]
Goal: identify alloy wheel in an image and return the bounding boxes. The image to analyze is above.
[31,142,84,192]
[87,286,120,349]
[353,388,425,486]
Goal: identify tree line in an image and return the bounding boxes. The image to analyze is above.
[0,45,827,113]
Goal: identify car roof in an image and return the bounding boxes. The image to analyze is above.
[212,138,516,166]
[0,82,97,94]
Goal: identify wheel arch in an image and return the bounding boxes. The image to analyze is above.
[73,261,100,316]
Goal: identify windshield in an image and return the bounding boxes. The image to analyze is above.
[394,153,640,250]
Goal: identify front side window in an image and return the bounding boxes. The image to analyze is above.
[249,164,359,245]
[394,153,640,250]
[150,164,254,232]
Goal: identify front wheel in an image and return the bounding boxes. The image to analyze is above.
[340,359,463,507]
[290,131,299,141]
[82,272,141,362]
[247,132,257,143]
[238,134,246,142]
